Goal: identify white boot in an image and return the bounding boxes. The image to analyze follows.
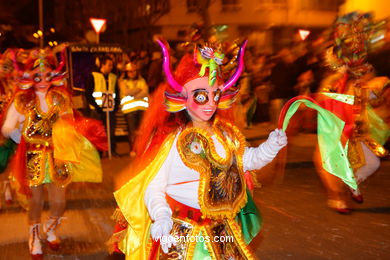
[29,224,43,257]
[43,216,62,250]
[4,181,12,204]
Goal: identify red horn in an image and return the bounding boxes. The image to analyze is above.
[55,47,67,72]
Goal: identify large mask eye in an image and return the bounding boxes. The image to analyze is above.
[45,72,53,82]
[193,90,209,105]
[213,89,222,103]
[1,64,10,72]
[33,72,53,83]
[33,74,42,83]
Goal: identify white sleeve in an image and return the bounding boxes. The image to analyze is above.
[1,102,23,143]
[144,138,176,221]
[243,141,280,172]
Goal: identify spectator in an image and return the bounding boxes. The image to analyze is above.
[85,56,120,156]
[118,62,149,156]
[147,51,163,94]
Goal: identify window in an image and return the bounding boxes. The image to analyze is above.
[133,0,170,17]
[187,0,198,13]
[221,0,241,12]
[300,0,340,11]
[258,0,287,9]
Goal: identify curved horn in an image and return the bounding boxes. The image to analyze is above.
[222,40,248,92]
[155,37,183,93]
[9,49,34,90]
[10,49,23,73]
[55,47,66,72]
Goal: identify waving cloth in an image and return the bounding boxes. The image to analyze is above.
[278,95,357,190]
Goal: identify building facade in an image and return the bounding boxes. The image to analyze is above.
[155,0,343,52]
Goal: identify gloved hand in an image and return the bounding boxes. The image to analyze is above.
[266,129,287,152]
[150,214,176,253]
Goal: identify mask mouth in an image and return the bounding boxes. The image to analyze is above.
[35,85,50,91]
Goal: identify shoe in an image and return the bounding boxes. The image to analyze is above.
[29,224,43,259]
[334,207,352,214]
[350,188,364,204]
[327,199,351,214]
[43,217,62,250]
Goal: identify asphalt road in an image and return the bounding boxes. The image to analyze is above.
[0,128,388,260]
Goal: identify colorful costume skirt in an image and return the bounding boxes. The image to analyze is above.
[148,196,257,260]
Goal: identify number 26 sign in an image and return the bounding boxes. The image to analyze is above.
[102,92,115,112]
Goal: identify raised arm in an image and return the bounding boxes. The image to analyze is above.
[243,129,287,171]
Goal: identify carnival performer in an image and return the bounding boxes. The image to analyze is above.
[110,37,287,259]
[1,48,104,259]
[118,62,149,156]
[0,49,16,208]
[315,12,389,213]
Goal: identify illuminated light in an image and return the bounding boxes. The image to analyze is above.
[53,41,58,46]
[218,25,228,32]
[50,27,55,33]
[89,18,106,33]
[299,29,310,41]
[48,41,53,47]
[33,33,39,38]
[92,92,103,98]
[37,30,43,37]
[371,34,385,43]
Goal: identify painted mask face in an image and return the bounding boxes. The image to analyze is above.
[184,77,222,122]
[32,66,53,92]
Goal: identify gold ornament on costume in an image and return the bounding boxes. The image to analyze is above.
[177,117,247,219]
[160,218,255,259]
[14,89,73,187]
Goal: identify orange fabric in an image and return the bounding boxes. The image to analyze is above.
[72,110,108,151]
[10,137,30,198]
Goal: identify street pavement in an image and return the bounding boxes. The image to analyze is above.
[0,122,389,259]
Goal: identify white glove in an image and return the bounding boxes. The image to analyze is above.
[266,129,287,150]
[8,128,21,144]
[243,129,287,171]
[150,213,176,253]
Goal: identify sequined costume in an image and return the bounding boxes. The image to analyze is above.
[111,38,287,259]
[1,48,105,258]
[15,88,72,186]
[315,12,390,211]
[3,81,103,201]
[114,117,284,259]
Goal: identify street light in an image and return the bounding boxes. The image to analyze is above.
[89,18,107,44]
